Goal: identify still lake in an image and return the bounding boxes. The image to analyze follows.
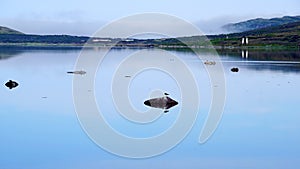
[0,48,300,169]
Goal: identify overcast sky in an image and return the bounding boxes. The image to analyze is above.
[1,0,299,35]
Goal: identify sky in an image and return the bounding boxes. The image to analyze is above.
[1,0,300,35]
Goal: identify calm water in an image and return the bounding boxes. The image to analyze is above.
[0,48,300,169]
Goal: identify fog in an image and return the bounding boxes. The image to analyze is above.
[0,14,298,36]
[0,16,248,36]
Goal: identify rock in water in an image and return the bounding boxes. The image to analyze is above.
[5,80,19,89]
[144,93,178,113]
[204,60,216,65]
[67,70,86,75]
[231,67,239,72]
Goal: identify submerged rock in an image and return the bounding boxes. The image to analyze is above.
[144,93,178,113]
[5,80,19,89]
[204,60,216,65]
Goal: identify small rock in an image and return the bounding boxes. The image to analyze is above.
[204,60,216,65]
[144,93,178,113]
[67,70,86,75]
[5,80,19,89]
[231,67,239,72]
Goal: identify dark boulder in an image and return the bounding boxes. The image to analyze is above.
[144,93,178,113]
[5,80,19,89]
[231,67,239,72]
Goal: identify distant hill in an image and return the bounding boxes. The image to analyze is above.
[209,21,300,48]
[0,34,89,44]
[227,20,300,37]
[0,26,23,34]
[222,16,300,33]
[0,19,299,49]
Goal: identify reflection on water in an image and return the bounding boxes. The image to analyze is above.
[0,48,24,60]
[0,48,300,169]
[215,49,300,72]
[218,49,300,61]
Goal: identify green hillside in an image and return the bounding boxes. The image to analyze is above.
[114,21,300,49]
[210,21,300,49]
[0,26,23,34]
[222,16,300,33]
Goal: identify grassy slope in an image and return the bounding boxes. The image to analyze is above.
[222,16,300,32]
[209,21,300,49]
[0,26,23,34]
[119,21,300,49]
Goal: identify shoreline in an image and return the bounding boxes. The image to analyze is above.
[0,43,299,51]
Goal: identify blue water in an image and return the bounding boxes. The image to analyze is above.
[0,48,300,169]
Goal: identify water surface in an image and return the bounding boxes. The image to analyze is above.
[0,48,299,169]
